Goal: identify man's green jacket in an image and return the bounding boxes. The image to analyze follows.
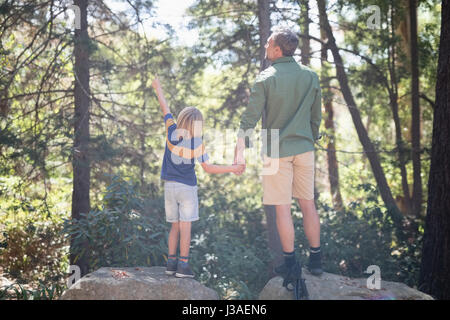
[239,56,322,158]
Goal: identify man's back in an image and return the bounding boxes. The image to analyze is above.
[239,56,322,158]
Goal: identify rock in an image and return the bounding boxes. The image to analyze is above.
[0,267,14,289]
[259,268,433,300]
[0,275,13,288]
[60,266,219,300]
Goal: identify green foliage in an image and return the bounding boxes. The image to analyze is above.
[63,173,271,299]
[293,184,422,288]
[0,219,66,284]
[0,0,440,299]
[62,175,168,271]
[0,281,66,300]
[191,182,270,299]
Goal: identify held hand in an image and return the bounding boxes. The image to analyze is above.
[232,164,245,175]
[234,148,246,166]
[234,140,246,166]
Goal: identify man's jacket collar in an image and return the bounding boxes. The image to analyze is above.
[272,56,295,65]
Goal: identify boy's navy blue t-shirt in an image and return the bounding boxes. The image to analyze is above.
[161,113,209,186]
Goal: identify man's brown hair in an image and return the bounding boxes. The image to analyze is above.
[271,27,299,57]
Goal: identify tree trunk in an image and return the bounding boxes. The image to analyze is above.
[389,3,413,216]
[319,0,343,211]
[71,0,91,277]
[409,0,422,217]
[300,0,310,66]
[316,0,404,228]
[257,0,284,272]
[419,0,450,299]
[258,0,272,71]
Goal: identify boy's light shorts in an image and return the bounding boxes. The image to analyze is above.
[164,181,199,222]
[262,151,315,205]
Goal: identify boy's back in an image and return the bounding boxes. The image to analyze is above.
[161,113,209,186]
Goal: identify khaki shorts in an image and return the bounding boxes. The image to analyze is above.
[262,151,315,205]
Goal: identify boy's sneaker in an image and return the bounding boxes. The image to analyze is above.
[165,258,178,275]
[175,261,195,278]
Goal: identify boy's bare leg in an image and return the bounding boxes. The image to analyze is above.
[275,204,295,253]
[179,221,192,258]
[297,199,320,247]
[168,222,180,256]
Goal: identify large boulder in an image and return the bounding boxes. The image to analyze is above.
[60,266,219,300]
[259,269,433,300]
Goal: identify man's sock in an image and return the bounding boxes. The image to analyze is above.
[283,250,296,267]
[309,246,321,265]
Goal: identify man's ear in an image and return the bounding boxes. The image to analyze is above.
[275,46,283,57]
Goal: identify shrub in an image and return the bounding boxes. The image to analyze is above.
[63,175,168,272]
[292,183,422,288]
[0,281,66,300]
[64,174,272,299]
[0,219,67,284]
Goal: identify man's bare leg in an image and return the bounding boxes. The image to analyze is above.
[297,199,320,247]
[298,198,322,275]
[274,200,322,275]
[275,204,295,253]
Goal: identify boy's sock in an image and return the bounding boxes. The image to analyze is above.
[283,250,296,267]
[179,256,189,265]
[168,254,177,261]
[309,246,321,265]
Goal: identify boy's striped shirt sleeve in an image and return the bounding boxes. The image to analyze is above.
[164,113,178,144]
[164,113,176,130]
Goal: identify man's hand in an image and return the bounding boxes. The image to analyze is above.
[231,164,245,175]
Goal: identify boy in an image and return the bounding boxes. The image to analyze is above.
[152,77,244,278]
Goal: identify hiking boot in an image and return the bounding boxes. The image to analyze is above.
[175,261,195,278]
[307,253,323,276]
[274,262,291,278]
[274,260,302,279]
[165,258,178,275]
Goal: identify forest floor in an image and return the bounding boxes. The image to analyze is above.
[0,266,36,299]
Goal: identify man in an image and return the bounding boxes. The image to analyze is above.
[234,27,323,277]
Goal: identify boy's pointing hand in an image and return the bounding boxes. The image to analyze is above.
[151,76,161,90]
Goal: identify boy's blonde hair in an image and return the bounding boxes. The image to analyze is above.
[176,107,203,139]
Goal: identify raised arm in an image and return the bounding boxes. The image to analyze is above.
[151,76,171,117]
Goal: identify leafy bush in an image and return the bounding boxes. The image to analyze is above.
[191,209,270,299]
[292,183,422,288]
[0,219,67,284]
[64,174,272,299]
[63,176,423,299]
[63,175,168,272]
[0,281,66,300]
